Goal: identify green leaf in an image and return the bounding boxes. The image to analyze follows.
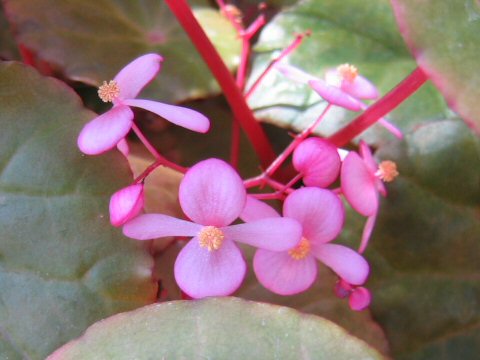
[392,0,480,135]
[348,119,480,359]
[247,0,451,143]
[0,62,157,359]
[3,0,241,102]
[48,298,385,359]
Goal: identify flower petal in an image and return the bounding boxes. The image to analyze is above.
[308,79,363,111]
[222,217,302,251]
[341,75,379,99]
[123,99,210,133]
[253,249,317,295]
[179,158,246,226]
[123,214,201,240]
[113,53,163,100]
[341,151,378,216]
[116,138,130,157]
[359,212,377,254]
[174,238,246,298]
[311,243,369,285]
[240,195,280,222]
[283,188,344,244]
[293,137,341,188]
[77,105,133,155]
[109,184,144,227]
[275,62,318,84]
[349,287,371,311]
[359,141,378,174]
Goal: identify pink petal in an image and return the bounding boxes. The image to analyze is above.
[179,158,246,226]
[113,53,163,100]
[341,75,379,100]
[77,105,133,155]
[240,195,280,222]
[123,99,209,133]
[275,62,318,84]
[359,212,377,254]
[109,184,144,227]
[253,249,317,295]
[311,243,369,285]
[123,214,201,240]
[349,287,371,311]
[293,137,341,188]
[308,79,363,111]
[222,217,302,251]
[334,279,352,298]
[359,141,378,174]
[283,188,344,244]
[341,151,378,217]
[378,118,404,139]
[174,238,246,298]
[116,138,129,157]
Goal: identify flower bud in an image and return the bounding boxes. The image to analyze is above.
[109,184,144,227]
[349,287,371,311]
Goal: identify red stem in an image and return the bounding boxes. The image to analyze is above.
[165,0,276,167]
[328,67,428,146]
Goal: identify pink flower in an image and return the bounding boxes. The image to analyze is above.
[341,141,399,252]
[335,279,371,311]
[242,189,369,296]
[123,158,302,298]
[109,184,144,227]
[77,54,210,155]
[292,137,341,188]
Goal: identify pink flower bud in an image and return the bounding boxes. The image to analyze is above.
[349,287,371,311]
[109,184,144,227]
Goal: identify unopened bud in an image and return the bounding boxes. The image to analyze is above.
[109,184,144,227]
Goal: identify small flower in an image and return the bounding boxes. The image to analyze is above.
[123,158,302,298]
[341,141,399,252]
[242,189,369,296]
[334,279,371,311]
[109,184,144,227]
[77,54,210,155]
[292,137,341,188]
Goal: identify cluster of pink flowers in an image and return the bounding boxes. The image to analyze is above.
[78,54,399,311]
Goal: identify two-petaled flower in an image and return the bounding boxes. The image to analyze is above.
[77,54,210,155]
[123,158,303,298]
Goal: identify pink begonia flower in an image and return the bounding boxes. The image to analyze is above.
[276,62,402,138]
[335,279,371,311]
[109,184,144,227]
[123,158,302,298]
[341,141,399,252]
[242,189,369,296]
[77,54,210,155]
[292,137,341,188]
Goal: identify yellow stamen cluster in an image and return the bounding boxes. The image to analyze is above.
[198,226,225,251]
[376,161,399,182]
[337,63,358,82]
[98,80,120,103]
[288,237,311,260]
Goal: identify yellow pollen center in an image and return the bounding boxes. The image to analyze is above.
[337,63,358,82]
[288,237,311,260]
[375,160,399,182]
[98,80,120,103]
[198,226,225,251]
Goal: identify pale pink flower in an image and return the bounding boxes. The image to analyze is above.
[341,141,399,252]
[77,54,210,155]
[109,184,144,227]
[123,158,302,298]
[292,137,341,188]
[242,189,369,296]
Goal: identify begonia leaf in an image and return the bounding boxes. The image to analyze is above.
[341,119,480,359]
[48,298,384,359]
[0,62,157,359]
[247,0,451,144]
[392,0,480,135]
[2,0,241,102]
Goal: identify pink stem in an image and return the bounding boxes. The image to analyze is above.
[328,67,428,146]
[245,31,309,100]
[165,0,276,167]
[251,192,285,200]
[131,123,186,173]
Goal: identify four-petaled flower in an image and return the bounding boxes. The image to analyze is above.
[123,158,302,298]
[241,188,369,295]
[77,54,210,155]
